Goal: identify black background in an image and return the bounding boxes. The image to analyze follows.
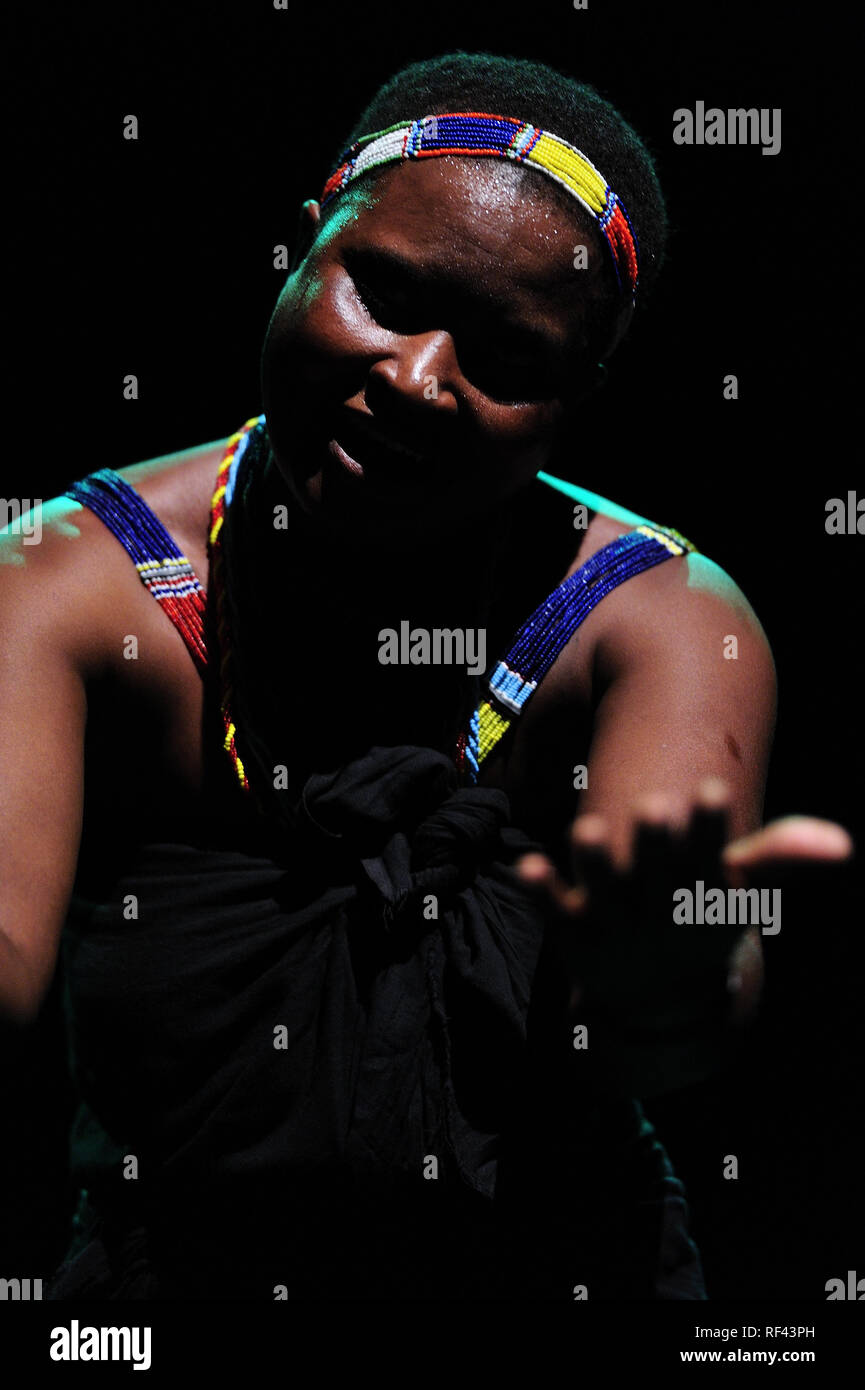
[3,0,862,1302]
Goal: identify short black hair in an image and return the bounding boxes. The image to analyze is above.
[317,51,667,361]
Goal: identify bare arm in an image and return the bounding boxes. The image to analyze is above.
[583,551,777,854]
[582,551,777,1017]
[515,548,780,1080]
[0,503,90,1024]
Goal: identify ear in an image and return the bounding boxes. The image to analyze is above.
[570,361,608,405]
[590,361,608,392]
[290,199,322,272]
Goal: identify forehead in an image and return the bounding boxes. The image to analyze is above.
[319,156,605,306]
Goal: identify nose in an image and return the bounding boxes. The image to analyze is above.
[365,328,461,415]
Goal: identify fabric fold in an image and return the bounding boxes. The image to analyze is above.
[51,741,703,1299]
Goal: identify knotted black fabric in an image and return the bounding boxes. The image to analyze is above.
[50,744,703,1301]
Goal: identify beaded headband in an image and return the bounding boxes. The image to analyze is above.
[320,111,640,302]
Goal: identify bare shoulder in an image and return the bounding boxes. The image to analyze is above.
[115,436,232,577]
[590,524,775,685]
[527,476,776,707]
[0,495,124,675]
[493,481,776,832]
[0,435,231,672]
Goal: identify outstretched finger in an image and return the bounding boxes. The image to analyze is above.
[724,816,853,865]
[513,851,587,917]
[568,813,619,904]
[681,777,733,876]
[629,791,683,886]
[723,817,854,887]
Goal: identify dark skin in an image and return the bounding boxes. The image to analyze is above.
[0,157,851,1050]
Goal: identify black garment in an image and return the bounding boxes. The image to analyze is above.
[48,744,705,1300]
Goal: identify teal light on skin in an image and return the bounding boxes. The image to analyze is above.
[535,471,654,530]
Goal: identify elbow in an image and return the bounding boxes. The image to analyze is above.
[0,935,47,1029]
[0,991,44,1030]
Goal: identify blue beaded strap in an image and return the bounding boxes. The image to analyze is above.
[65,469,207,671]
[460,522,697,782]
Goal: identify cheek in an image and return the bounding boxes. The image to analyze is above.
[481,401,561,469]
[260,268,382,486]
[451,407,558,510]
[264,266,380,385]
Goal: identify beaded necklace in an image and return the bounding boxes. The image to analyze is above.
[65,469,208,674]
[207,417,697,797]
[62,421,696,804]
[208,415,263,793]
[455,521,697,784]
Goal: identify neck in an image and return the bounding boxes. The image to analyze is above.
[260,450,516,624]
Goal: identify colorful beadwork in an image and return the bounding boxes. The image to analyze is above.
[64,470,208,674]
[63,415,697,805]
[456,522,698,784]
[320,112,640,300]
[208,416,263,793]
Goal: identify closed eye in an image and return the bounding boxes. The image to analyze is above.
[348,260,423,332]
[344,248,565,403]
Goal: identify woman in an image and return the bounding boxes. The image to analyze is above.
[0,52,851,1300]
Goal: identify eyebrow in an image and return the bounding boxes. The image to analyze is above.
[342,243,570,356]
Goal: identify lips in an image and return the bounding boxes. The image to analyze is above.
[328,413,428,485]
[328,436,364,479]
